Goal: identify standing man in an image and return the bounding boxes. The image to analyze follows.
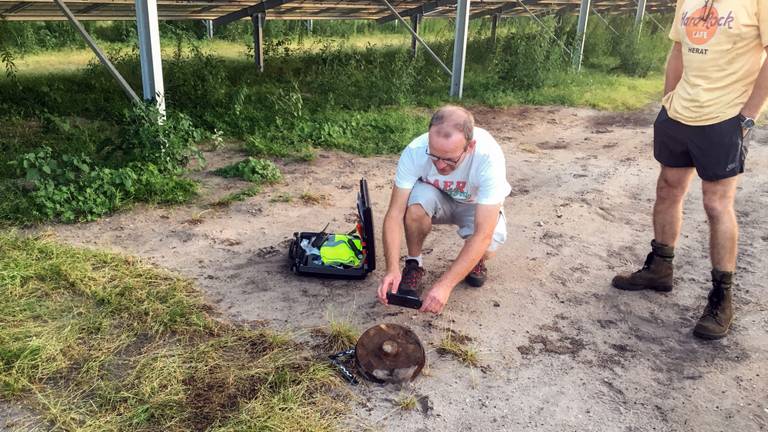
[377,106,511,314]
[613,0,768,339]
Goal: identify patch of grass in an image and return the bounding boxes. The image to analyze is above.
[0,232,346,431]
[518,71,664,112]
[395,393,418,411]
[313,319,358,354]
[300,192,329,206]
[213,157,282,184]
[210,185,262,207]
[436,331,479,367]
[270,192,293,203]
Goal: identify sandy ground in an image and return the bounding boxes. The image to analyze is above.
[9,105,768,432]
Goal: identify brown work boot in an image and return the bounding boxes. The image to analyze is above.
[398,259,425,294]
[612,240,674,292]
[465,259,487,288]
[693,270,734,340]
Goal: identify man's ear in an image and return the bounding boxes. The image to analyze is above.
[467,139,477,151]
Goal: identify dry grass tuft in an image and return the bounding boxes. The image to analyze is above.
[0,232,346,432]
[436,330,479,367]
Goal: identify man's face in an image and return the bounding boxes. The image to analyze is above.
[427,128,472,175]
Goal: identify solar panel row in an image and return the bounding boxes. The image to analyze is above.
[0,0,674,22]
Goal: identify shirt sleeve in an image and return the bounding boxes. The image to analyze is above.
[474,157,511,206]
[668,0,685,42]
[760,0,768,47]
[394,146,420,190]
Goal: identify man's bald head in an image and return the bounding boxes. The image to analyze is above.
[428,105,475,142]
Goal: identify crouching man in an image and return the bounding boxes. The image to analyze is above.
[377,105,511,314]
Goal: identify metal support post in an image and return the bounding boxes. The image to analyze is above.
[410,14,421,58]
[491,13,500,45]
[252,13,265,72]
[52,0,141,105]
[571,0,590,71]
[204,19,214,39]
[306,19,313,33]
[379,0,452,76]
[135,0,165,113]
[635,0,646,32]
[450,0,471,98]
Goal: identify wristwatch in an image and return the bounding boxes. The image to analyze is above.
[739,114,756,130]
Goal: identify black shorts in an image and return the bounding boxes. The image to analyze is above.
[653,107,748,181]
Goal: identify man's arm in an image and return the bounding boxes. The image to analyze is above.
[740,47,768,120]
[664,42,683,97]
[419,203,502,314]
[377,186,412,304]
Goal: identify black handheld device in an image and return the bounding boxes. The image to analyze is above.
[386,290,423,309]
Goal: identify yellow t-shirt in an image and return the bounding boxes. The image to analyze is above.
[662,0,768,125]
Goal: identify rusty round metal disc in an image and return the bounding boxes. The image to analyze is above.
[355,323,425,384]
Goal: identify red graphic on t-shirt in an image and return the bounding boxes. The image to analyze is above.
[681,5,734,46]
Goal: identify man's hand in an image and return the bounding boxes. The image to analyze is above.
[377,270,402,304]
[419,283,453,314]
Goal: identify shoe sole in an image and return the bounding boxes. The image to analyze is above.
[693,325,731,340]
[611,280,672,292]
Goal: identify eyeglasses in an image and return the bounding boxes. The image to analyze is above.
[426,145,468,167]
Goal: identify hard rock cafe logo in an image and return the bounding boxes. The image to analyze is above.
[681,6,735,45]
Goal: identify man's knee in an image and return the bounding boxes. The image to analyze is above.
[405,203,431,227]
[656,170,691,203]
[702,178,738,221]
[702,193,735,221]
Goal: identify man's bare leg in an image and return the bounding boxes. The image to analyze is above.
[404,204,431,257]
[613,165,694,292]
[653,165,696,246]
[693,175,739,339]
[702,176,739,271]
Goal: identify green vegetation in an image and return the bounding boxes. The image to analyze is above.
[0,16,670,225]
[210,185,263,207]
[0,232,345,431]
[0,104,203,224]
[395,393,419,411]
[436,332,479,367]
[313,319,359,354]
[214,157,282,184]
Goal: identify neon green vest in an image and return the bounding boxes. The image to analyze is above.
[320,234,363,267]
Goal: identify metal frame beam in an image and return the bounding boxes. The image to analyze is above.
[449,0,470,98]
[213,0,291,27]
[136,0,165,112]
[52,0,141,105]
[571,0,590,71]
[517,0,572,57]
[591,6,618,35]
[77,3,104,13]
[379,0,452,76]
[3,2,30,14]
[470,2,513,19]
[377,0,453,24]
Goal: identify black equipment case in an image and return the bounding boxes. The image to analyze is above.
[288,178,376,279]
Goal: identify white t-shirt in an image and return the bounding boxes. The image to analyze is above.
[394,127,511,205]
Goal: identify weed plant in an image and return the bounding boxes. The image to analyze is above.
[0,232,346,431]
[214,157,282,183]
[0,104,203,223]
